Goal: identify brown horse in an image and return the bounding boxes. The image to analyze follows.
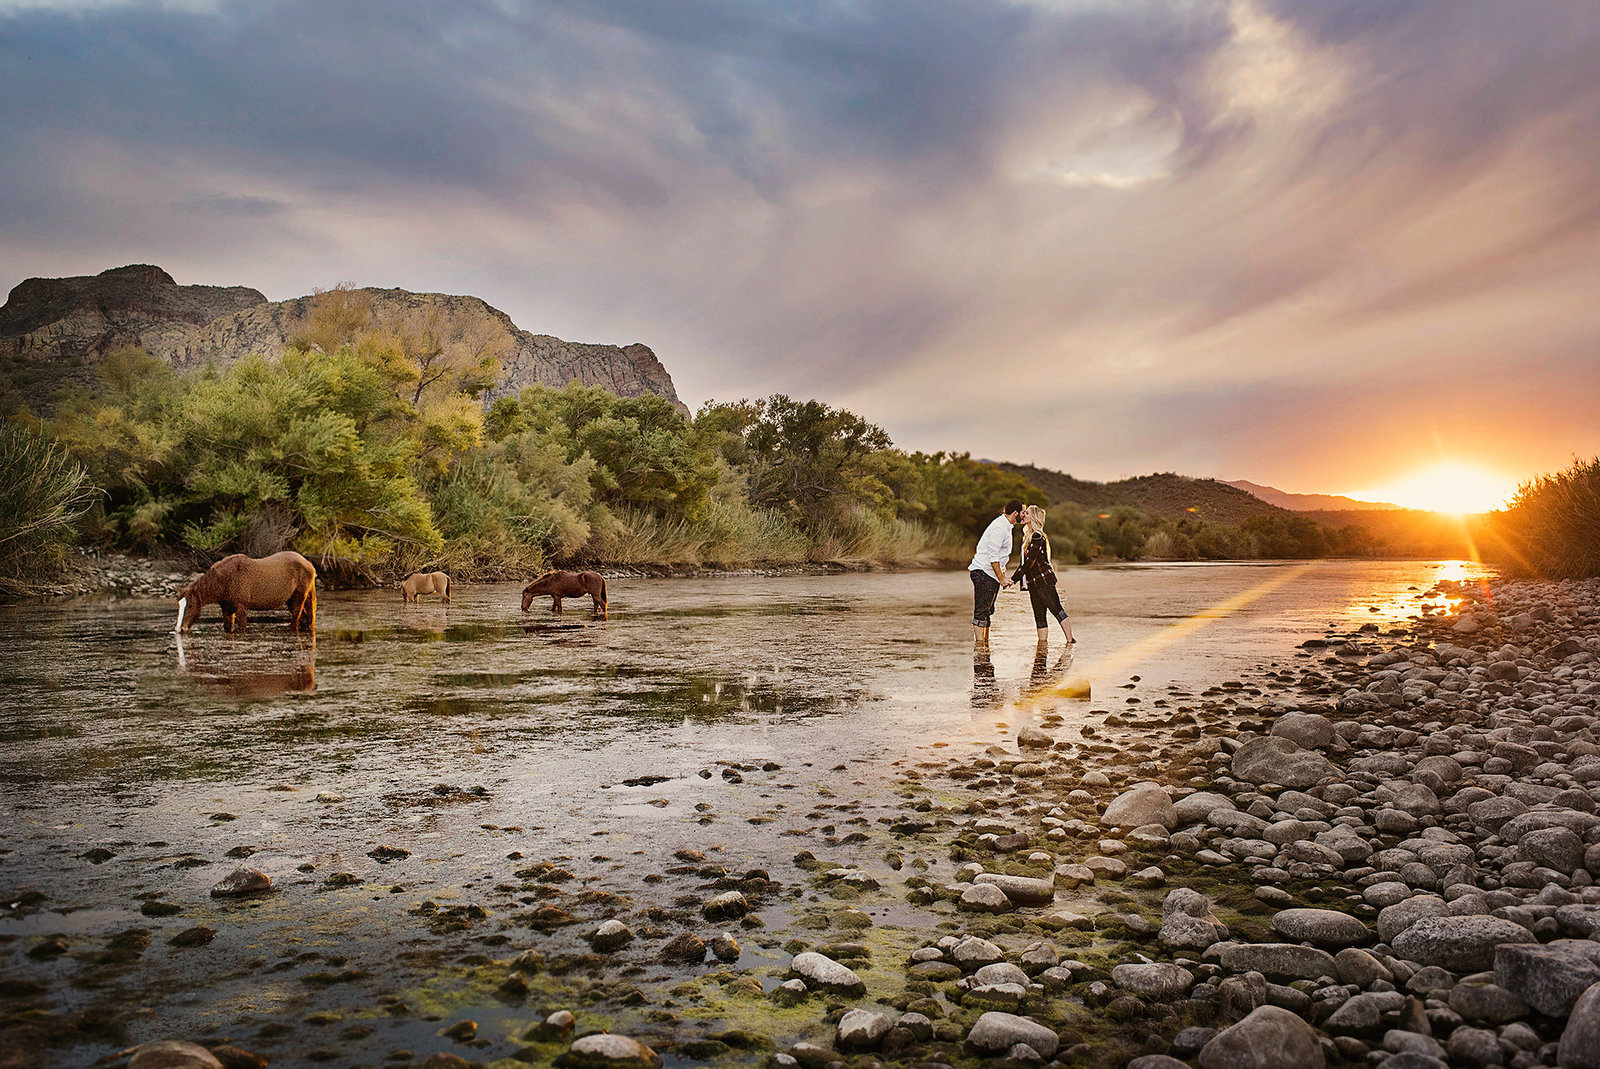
[521,570,607,616]
[176,551,317,633]
[401,571,451,603]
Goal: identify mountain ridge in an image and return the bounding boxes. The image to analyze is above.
[1223,478,1400,512]
[997,462,1289,525]
[0,264,685,411]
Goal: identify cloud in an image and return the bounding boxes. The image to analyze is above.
[2,0,1597,492]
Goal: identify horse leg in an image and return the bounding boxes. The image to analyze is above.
[220,601,236,632]
[232,605,249,632]
[552,596,562,614]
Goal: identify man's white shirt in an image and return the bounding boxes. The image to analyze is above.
[969,513,1014,574]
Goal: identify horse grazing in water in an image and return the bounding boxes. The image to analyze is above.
[176,551,317,633]
[401,571,451,604]
[521,570,607,617]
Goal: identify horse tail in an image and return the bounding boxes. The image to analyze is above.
[442,573,451,601]
[303,578,317,632]
[599,574,608,609]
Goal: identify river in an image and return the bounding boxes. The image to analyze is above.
[0,560,1485,1066]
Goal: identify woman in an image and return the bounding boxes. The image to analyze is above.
[1010,505,1074,645]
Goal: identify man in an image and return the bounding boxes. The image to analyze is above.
[969,499,1022,645]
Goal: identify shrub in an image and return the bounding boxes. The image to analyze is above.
[0,423,97,594]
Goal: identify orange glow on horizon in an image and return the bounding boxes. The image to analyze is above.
[1348,462,1517,515]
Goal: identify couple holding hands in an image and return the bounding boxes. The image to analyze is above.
[968,498,1074,647]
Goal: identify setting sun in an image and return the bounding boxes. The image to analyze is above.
[1352,462,1518,514]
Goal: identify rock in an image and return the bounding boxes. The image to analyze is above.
[951,936,1006,969]
[1175,791,1237,823]
[789,951,865,994]
[588,920,634,952]
[1322,992,1388,1035]
[973,962,1031,988]
[1445,1027,1502,1069]
[771,978,807,1006]
[207,1046,267,1069]
[1391,916,1536,972]
[564,1034,664,1069]
[1017,726,1053,748]
[1448,980,1529,1024]
[1103,783,1177,829]
[836,1009,893,1051]
[960,882,1013,913]
[1522,827,1587,874]
[974,873,1056,905]
[1496,942,1600,1017]
[701,890,748,921]
[1111,963,1194,999]
[658,933,706,963]
[1161,901,1223,942]
[1231,736,1338,789]
[167,927,216,948]
[710,932,740,962]
[1334,948,1392,988]
[209,868,270,897]
[1129,1058,1190,1069]
[1377,895,1450,943]
[1271,908,1371,948]
[1198,1005,1324,1069]
[1561,981,1600,1069]
[965,1012,1059,1058]
[1218,943,1338,983]
[127,1042,225,1069]
[1271,712,1336,750]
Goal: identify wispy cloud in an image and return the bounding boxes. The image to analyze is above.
[2,0,1597,492]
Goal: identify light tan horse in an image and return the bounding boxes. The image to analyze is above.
[401,571,451,604]
[176,551,317,633]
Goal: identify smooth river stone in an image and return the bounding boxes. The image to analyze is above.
[974,872,1057,905]
[1218,943,1338,983]
[965,1012,1060,1058]
[565,1034,663,1069]
[1391,916,1536,973]
[1272,908,1373,948]
[1112,962,1194,999]
[209,867,270,897]
[789,951,866,994]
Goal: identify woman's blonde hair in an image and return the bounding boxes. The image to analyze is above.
[1024,505,1050,561]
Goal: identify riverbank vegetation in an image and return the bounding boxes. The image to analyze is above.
[4,293,1591,587]
[1493,456,1600,579]
[0,423,97,596]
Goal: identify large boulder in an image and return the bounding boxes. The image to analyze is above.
[1231,737,1338,789]
[1112,963,1195,999]
[836,1009,894,1052]
[564,1034,663,1069]
[1198,1006,1325,1069]
[965,1012,1059,1058]
[1102,783,1178,829]
[1497,941,1600,1017]
[1271,713,1336,750]
[1392,916,1536,973]
[1562,981,1600,1069]
[1271,908,1372,949]
[1218,943,1338,983]
[789,951,866,994]
[1175,791,1237,824]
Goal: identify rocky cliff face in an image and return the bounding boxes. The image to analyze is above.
[0,264,267,361]
[1,266,686,412]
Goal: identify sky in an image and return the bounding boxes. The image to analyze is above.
[2,0,1598,506]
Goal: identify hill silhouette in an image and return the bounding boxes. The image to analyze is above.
[998,463,1288,524]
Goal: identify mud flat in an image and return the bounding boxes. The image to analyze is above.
[11,565,1598,1068]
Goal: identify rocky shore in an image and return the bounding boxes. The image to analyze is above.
[15,571,1600,1069]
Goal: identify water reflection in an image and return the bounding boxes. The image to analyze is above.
[1027,643,1073,694]
[173,632,317,699]
[971,649,997,708]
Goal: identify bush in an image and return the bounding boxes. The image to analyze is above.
[1493,457,1600,578]
[0,423,97,594]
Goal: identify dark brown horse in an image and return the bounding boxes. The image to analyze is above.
[176,551,317,633]
[521,570,607,617]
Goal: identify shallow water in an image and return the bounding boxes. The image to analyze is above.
[0,560,1485,1065]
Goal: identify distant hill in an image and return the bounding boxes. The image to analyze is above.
[1225,478,1399,511]
[0,264,685,412]
[999,463,1287,524]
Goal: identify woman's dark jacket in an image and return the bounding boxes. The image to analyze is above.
[1011,532,1056,590]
